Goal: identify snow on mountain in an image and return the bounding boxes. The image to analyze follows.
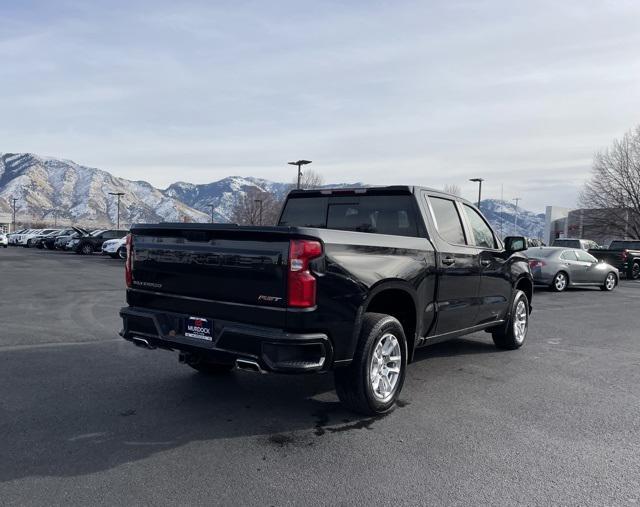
[0,152,545,236]
[164,177,290,222]
[480,199,545,239]
[0,153,209,227]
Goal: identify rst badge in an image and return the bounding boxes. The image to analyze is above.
[258,295,283,303]
[185,317,213,340]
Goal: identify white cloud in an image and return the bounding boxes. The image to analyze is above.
[1,0,639,211]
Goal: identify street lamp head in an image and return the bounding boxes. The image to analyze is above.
[288,160,312,166]
[469,178,484,183]
[109,192,125,197]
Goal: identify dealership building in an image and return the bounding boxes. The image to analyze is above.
[0,213,11,234]
[544,206,635,246]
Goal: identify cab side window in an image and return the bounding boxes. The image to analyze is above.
[428,196,467,245]
[462,204,498,249]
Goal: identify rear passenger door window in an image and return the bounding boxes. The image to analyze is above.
[462,205,498,249]
[428,196,467,245]
[560,250,578,261]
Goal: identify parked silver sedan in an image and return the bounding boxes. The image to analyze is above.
[525,247,619,292]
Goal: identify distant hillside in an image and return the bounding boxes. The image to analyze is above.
[0,153,545,235]
[481,199,545,239]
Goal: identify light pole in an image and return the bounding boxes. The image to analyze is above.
[109,192,125,230]
[254,199,263,225]
[512,197,521,235]
[11,197,18,233]
[206,204,215,223]
[288,160,312,189]
[469,178,484,209]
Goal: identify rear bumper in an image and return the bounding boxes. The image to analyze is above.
[119,306,333,374]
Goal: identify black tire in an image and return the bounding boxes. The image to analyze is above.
[118,247,126,260]
[631,262,640,280]
[550,271,568,292]
[187,359,234,375]
[600,272,617,291]
[79,243,94,255]
[334,312,407,415]
[492,289,529,350]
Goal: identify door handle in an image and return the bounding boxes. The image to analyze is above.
[480,259,492,267]
[442,257,456,266]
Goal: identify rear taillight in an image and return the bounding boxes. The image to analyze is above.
[125,233,133,287]
[622,249,628,261]
[528,259,545,269]
[288,239,322,308]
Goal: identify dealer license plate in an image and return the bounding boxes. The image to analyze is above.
[185,316,213,341]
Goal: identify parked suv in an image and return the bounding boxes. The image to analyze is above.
[69,229,129,255]
[120,186,534,414]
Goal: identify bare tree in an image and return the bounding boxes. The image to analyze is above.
[443,184,461,196]
[289,168,324,191]
[579,126,640,239]
[230,187,282,226]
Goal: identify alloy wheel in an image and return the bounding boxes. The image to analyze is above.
[513,299,528,343]
[554,273,567,291]
[605,273,616,291]
[369,333,402,402]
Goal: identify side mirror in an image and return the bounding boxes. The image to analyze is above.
[504,236,527,253]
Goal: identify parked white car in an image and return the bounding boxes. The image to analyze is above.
[21,229,57,247]
[101,236,127,259]
[10,229,34,245]
[0,233,8,248]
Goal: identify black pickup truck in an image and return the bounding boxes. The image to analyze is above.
[120,186,533,414]
[589,240,640,280]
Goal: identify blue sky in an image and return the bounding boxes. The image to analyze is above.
[2,0,639,211]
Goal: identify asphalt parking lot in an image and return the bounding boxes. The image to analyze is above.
[1,248,639,506]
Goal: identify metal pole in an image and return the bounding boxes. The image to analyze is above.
[500,184,504,238]
[297,164,302,190]
[11,197,18,233]
[254,199,263,225]
[207,204,215,223]
[116,194,121,230]
[477,180,482,209]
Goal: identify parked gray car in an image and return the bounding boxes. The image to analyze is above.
[525,247,618,292]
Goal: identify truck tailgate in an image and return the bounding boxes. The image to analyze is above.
[128,226,291,327]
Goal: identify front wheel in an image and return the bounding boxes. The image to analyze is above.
[335,313,407,415]
[631,262,640,280]
[118,247,126,260]
[600,272,617,291]
[79,244,94,255]
[492,289,529,350]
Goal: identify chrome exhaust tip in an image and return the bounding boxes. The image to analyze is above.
[235,359,266,374]
[132,336,155,350]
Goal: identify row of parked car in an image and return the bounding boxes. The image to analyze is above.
[2,227,128,258]
[521,237,640,291]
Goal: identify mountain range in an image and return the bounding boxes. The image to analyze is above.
[0,152,545,238]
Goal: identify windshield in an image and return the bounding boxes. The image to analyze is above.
[525,248,558,258]
[279,194,419,237]
[90,230,106,237]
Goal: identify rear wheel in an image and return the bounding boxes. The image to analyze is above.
[631,262,640,280]
[600,272,617,291]
[551,271,568,292]
[335,313,407,415]
[492,289,529,350]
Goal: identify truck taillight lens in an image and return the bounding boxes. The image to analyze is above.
[125,234,133,287]
[528,259,545,269]
[622,249,628,261]
[288,240,322,308]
